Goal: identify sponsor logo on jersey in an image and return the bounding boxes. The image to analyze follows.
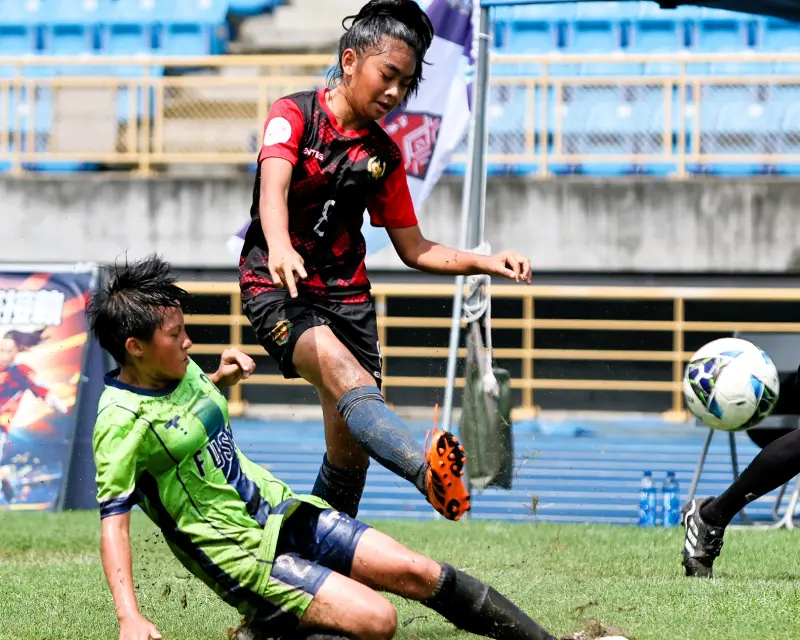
[367,156,386,180]
[303,147,324,161]
[264,117,292,146]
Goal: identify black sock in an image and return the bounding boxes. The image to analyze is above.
[422,564,555,640]
[311,453,369,518]
[702,426,800,527]
[337,386,427,493]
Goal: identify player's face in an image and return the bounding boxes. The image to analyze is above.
[353,37,416,120]
[141,306,193,383]
[0,339,19,368]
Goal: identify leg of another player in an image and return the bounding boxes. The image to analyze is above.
[702,426,800,527]
[347,528,556,640]
[294,325,428,494]
[311,387,371,518]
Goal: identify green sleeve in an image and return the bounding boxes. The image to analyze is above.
[93,414,150,519]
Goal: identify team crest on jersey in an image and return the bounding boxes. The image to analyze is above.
[367,156,386,180]
[381,110,442,180]
[269,319,292,346]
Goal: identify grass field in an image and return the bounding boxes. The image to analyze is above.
[2,511,800,640]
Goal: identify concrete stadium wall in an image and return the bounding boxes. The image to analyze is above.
[3,174,800,273]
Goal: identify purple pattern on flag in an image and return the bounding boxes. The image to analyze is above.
[426,0,475,63]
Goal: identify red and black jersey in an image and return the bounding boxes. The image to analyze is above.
[0,364,48,433]
[239,88,418,303]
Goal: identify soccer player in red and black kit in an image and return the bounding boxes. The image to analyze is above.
[239,0,531,523]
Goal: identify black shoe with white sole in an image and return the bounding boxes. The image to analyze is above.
[682,497,725,578]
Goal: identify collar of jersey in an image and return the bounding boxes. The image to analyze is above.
[104,368,181,397]
[318,88,371,139]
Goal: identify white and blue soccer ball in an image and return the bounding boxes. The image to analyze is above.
[683,337,780,432]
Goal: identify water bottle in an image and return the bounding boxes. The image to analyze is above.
[662,471,681,528]
[638,471,658,527]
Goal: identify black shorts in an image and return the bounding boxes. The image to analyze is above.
[243,290,383,388]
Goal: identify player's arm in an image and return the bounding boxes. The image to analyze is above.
[101,512,162,640]
[258,99,307,298]
[94,417,158,640]
[370,164,531,283]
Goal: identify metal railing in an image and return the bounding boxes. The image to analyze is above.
[3,52,800,176]
[180,281,800,420]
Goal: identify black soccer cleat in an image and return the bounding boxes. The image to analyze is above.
[682,497,725,578]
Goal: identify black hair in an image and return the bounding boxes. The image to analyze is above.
[329,0,435,100]
[87,254,189,365]
[2,329,46,351]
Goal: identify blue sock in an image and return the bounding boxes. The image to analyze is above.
[311,453,369,518]
[337,386,427,494]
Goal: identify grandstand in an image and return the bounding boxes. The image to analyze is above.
[3,0,800,176]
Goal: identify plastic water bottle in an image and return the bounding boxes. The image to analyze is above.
[662,471,681,528]
[638,471,658,527]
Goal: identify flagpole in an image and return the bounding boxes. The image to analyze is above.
[441,2,492,432]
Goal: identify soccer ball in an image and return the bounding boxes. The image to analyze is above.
[683,337,780,432]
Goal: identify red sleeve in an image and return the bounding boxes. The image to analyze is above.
[258,98,305,165]
[366,162,418,229]
[15,364,48,399]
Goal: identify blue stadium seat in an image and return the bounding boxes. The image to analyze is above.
[153,0,229,56]
[105,0,160,25]
[0,26,37,57]
[510,2,576,22]
[757,19,800,75]
[46,0,107,23]
[41,24,96,56]
[100,23,154,56]
[163,0,228,24]
[0,0,44,25]
[157,23,214,56]
[687,9,751,75]
[228,0,275,17]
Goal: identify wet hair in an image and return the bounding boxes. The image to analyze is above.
[2,329,46,351]
[329,0,435,100]
[87,254,189,365]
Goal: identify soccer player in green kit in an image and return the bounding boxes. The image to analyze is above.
[90,255,555,640]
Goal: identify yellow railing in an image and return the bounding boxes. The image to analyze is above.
[2,52,800,176]
[179,281,800,420]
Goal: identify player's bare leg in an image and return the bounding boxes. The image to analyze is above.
[293,325,470,519]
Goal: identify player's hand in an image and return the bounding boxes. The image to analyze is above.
[118,612,162,640]
[268,244,307,299]
[212,348,256,389]
[480,250,532,283]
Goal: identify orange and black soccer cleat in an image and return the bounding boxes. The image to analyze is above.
[424,405,471,521]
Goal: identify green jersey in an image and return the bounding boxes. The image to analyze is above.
[93,359,328,620]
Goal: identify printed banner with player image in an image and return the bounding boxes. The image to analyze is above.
[0,265,98,511]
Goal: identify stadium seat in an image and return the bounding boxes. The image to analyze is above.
[0,0,44,26]
[0,25,37,57]
[228,0,276,17]
[757,19,800,75]
[41,24,96,56]
[105,0,160,25]
[687,9,751,75]
[100,23,154,56]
